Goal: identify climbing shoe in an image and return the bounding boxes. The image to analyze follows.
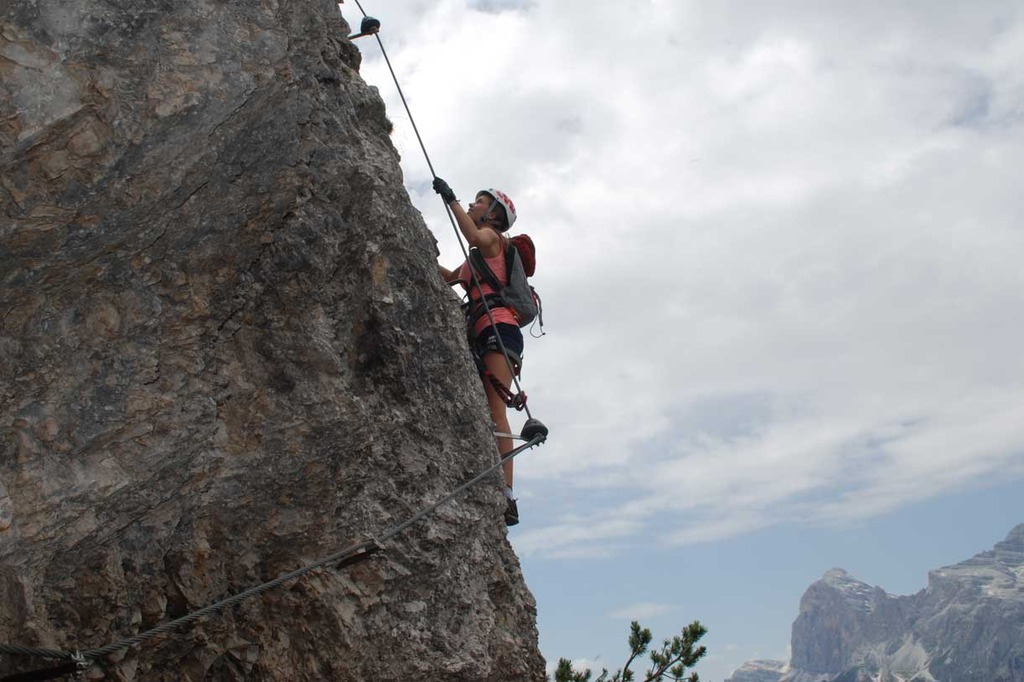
[505,497,520,526]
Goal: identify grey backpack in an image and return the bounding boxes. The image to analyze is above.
[466,237,541,330]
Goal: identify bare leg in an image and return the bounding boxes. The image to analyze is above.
[482,351,515,488]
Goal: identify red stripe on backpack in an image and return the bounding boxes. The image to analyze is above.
[509,234,535,277]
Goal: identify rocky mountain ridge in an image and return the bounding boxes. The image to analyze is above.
[1,1,544,680]
[726,524,1024,682]
[726,660,788,682]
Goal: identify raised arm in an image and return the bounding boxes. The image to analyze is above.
[432,177,501,255]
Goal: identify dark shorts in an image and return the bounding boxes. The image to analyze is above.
[472,323,524,373]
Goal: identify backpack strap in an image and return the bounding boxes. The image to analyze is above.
[467,234,510,291]
[468,247,502,291]
[466,235,512,332]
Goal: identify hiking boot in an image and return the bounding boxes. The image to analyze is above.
[504,497,520,526]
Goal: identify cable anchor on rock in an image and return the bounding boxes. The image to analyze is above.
[520,418,548,442]
[0,652,89,682]
[348,16,381,40]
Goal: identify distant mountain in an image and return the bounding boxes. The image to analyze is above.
[725,660,788,682]
[726,524,1024,682]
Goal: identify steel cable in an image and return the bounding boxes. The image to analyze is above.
[351,0,534,418]
[0,435,544,666]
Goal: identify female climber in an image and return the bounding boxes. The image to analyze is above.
[433,177,523,526]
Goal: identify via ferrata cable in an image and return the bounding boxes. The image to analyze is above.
[350,0,537,422]
[0,434,546,676]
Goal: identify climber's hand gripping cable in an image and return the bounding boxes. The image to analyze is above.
[433,176,501,253]
[432,176,456,204]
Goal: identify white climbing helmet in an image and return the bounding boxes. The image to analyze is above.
[477,188,517,230]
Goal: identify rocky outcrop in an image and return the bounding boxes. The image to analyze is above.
[1,1,544,680]
[914,525,1024,682]
[725,659,787,682]
[728,524,1024,682]
[789,569,909,677]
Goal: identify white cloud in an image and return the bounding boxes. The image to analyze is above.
[513,514,641,559]
[606,601,677,621]
[359,1,1024,560]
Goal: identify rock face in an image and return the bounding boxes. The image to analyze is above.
[725,659,787,682]
[788,569,909,679]
[728,524,1024,682]
[0,1,544,680]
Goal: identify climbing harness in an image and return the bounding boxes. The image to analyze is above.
[461,241,537,410]
[348,0,546,430]
[483,362,528,411]
[0,430,546,680]
[469,333,527,410]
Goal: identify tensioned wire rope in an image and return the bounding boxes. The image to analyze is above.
[351,0,536,420]
[0,435,544,678]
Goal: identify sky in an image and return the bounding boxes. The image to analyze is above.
[345,1,1024,679]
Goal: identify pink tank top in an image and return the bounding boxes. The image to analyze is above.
[457,243,518,334]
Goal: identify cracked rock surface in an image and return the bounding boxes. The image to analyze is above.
[0,1,544,679]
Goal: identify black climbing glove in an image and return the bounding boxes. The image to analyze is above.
[432,176,456,204]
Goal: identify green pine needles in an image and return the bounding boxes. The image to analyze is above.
[551,620,708,682]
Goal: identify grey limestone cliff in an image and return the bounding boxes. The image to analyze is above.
[725,659,787,682]
[1,1,544,680]
[728,524,1024,682]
